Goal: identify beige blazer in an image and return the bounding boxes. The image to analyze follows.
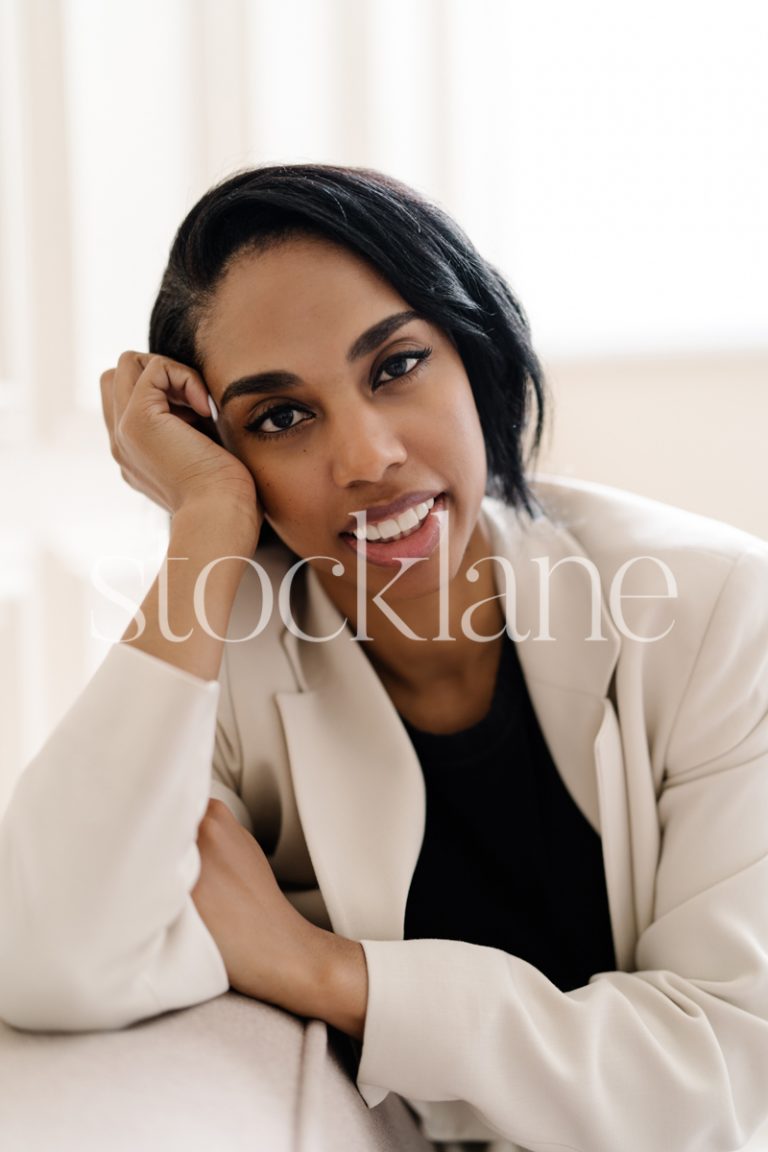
[1,476,767,1152]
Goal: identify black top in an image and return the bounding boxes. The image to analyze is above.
[401,637,616,992]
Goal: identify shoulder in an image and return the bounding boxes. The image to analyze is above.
[497,474,767,600]
[483,476,768,654]
[528,474,767,566]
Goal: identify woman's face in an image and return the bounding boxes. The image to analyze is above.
[197,234,488,602]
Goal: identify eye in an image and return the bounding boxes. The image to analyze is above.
[375,346,432,386]
[245,404,313,438]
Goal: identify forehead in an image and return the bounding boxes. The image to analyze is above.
[198,235,410,379]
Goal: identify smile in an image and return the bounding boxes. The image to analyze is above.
[350,497,436,543]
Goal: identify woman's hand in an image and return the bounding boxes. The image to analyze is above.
[100,351,259,533]
[192,799,368,1039]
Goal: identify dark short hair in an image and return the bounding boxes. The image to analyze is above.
[149,163,548,515]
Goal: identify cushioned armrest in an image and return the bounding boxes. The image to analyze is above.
[0,992,434,1152]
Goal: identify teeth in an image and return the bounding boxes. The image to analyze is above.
[377,517,401,540]
[352,496,436,542]
[399,507,420,532]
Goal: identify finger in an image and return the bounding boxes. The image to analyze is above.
[112,350,147,419]
[99,369,116,452]
[100,367,164,484]
[102,354,149,468]
[167,401,223,451]
[132,356,211,421]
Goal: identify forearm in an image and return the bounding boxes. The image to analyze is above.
[122,500,258,682]
[0,644,224,1031]
[252,926,369,1041]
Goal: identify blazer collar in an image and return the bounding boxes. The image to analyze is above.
[275,498,625,946]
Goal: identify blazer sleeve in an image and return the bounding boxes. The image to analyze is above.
[0,643,231,1032]
[356,545,768,1152]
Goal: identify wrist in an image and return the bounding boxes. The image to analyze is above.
[172,497,261,556]
[304,930,368,1041]
[120,496,260,682]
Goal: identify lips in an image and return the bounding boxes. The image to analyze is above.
[338,493,446,569]
[341,490,443,534]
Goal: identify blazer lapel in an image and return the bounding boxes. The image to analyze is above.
[275,574,425,942]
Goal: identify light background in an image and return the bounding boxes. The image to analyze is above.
[1,0,767,810]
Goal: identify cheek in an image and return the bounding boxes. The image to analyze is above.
[434,384,487,473]
[250,454,324,534]
[238,458,290,529]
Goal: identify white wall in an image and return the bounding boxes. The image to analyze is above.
[539,350,768,540]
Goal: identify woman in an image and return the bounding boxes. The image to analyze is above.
[1,164,767,1152]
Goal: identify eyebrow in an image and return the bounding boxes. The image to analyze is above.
[218,309,422,409]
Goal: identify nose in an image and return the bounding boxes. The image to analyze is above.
[328,404,407,488]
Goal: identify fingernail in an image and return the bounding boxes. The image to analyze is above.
[208,394,219,423]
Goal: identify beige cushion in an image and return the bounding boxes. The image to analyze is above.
[0,991,436,1151]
